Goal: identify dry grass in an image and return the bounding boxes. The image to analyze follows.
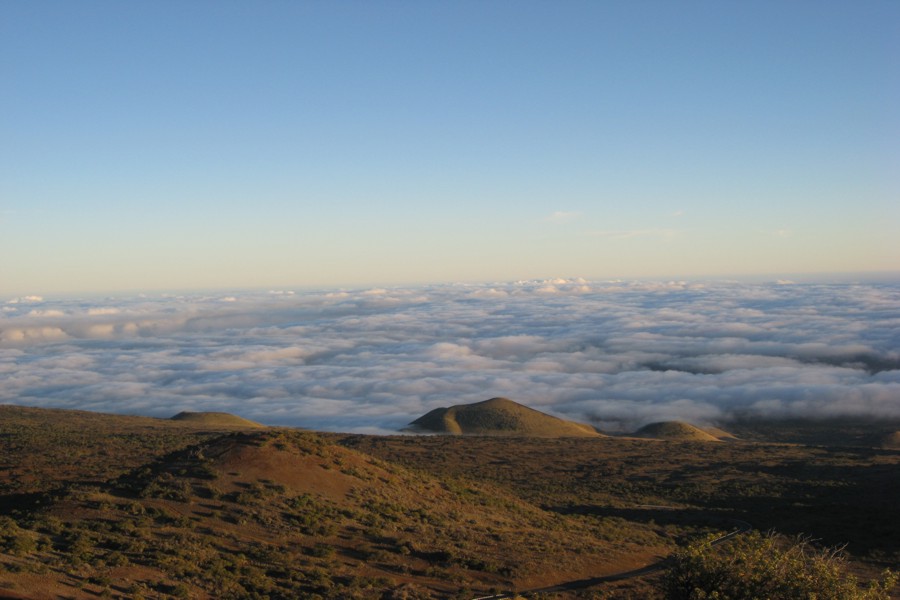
[0,408,661,599]
[1,405,898,599]
[342,428,900,584]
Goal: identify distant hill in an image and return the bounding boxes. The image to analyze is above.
[406,397,600,437]
[170,411,265,428]
[632,421,724,442]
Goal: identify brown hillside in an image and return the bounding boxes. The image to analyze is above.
[2,406,899,598]
[170,411,264,428]
[3,429,653,599]
[633,421,723,442]
[407,397,600,437]
[199,432,359,499]
[0,405,251,501]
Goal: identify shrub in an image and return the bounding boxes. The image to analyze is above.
[663,530,896,600]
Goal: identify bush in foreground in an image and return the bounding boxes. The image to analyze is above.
[663,530,896,600]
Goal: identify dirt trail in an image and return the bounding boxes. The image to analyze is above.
[472,518,752,599]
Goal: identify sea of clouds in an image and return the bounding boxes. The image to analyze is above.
[2,279,899,433]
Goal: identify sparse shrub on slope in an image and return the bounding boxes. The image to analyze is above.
[663,530,896,600]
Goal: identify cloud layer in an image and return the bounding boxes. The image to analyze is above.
[2,280,898,433]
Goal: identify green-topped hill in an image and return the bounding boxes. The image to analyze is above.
[170,411,265,428]
[406,397,600,437]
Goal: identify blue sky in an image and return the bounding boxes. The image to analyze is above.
[2,1,898,295]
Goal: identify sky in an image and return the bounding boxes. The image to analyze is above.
[2,280,898,432]
[1,1,898,296]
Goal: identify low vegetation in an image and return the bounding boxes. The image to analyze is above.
[664,531,896,600]
[1,405,898,599]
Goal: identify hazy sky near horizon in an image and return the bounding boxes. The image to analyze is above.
[2,1,898,295]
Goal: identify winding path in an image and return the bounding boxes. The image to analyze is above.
[472,516,752,600]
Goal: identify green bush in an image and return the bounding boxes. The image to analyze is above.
[663,530,896,600]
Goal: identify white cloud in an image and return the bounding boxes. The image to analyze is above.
[1,326,69,344]
[1,281,898,430]
[27,309,65,318]
[6,296,43,304]
[87,307,121,316]
[467,288,509,299]
[546,211,580,223]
